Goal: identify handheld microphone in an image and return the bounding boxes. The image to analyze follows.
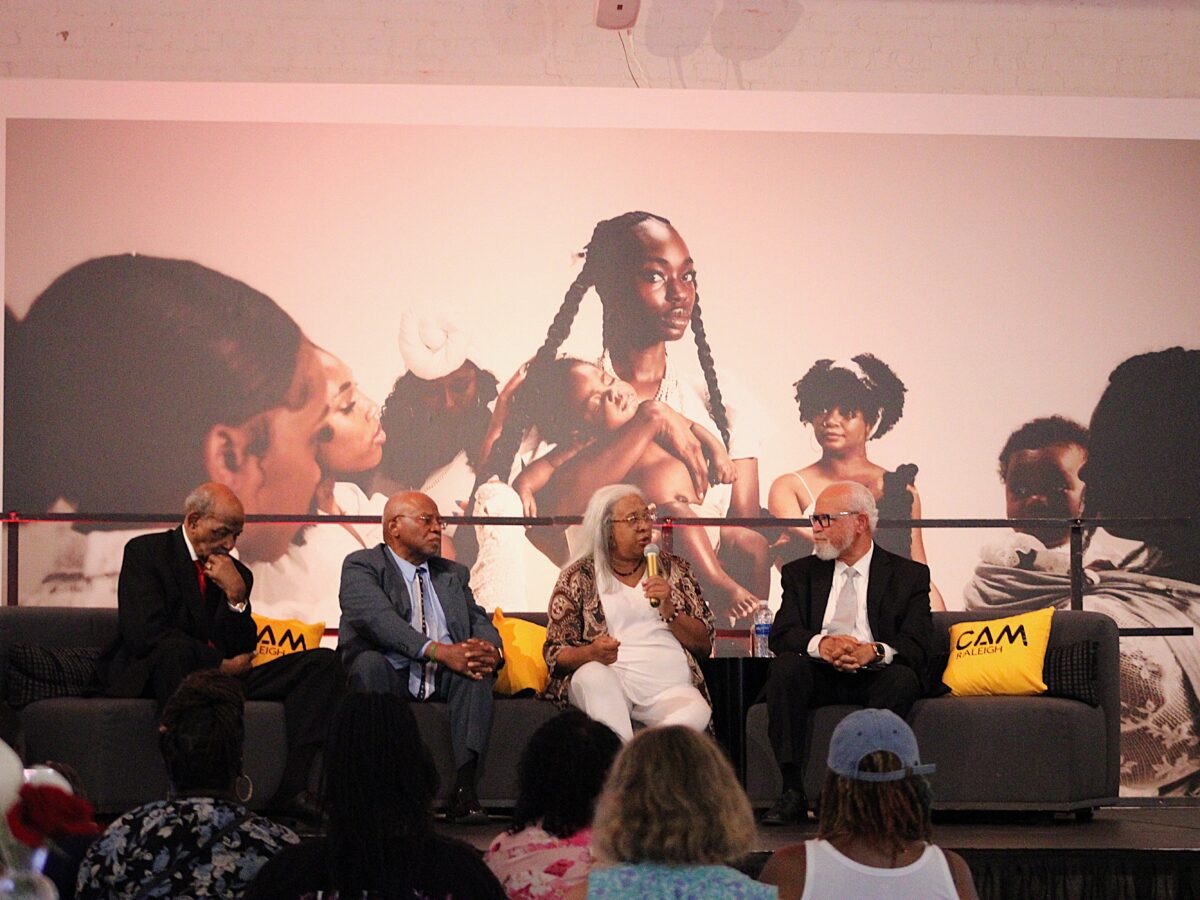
[643,543,661,606]
[643,543,660,578]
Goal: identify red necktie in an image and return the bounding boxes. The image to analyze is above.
[195,560,217,649]
[194,560,207,596]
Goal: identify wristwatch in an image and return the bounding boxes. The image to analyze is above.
[872,642,886,662]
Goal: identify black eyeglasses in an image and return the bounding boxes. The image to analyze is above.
[810,511,858,529]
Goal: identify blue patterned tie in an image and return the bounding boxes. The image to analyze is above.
[413,567,436,700]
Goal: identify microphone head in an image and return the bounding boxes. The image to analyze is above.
[643,543,660,558]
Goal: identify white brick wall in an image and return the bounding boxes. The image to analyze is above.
[0,1,1197,96]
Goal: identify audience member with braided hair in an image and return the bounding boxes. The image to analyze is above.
[246,691,505,899]
[484,710,622,899]
[76,670,299,899]
[768,353,945,609]
[758,709,976,899]
[565,725,772,899]
[479,212,768,625]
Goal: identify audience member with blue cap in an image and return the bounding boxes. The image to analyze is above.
[759,708,978,899]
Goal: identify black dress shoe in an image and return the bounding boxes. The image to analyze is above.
[761,788,808,826]
[444,786,489,825]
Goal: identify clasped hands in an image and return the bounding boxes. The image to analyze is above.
[818,634,879,672]
[429,637,501,681]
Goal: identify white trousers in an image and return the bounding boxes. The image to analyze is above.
[567,661,711,742]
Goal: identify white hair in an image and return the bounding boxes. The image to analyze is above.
[829,480,879,531]
[568,483,647,594]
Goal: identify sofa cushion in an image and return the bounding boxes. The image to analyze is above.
[4,645,99,709]
[251,615,326,668]
[1042,640,1099,706]
[492,609,549,696]
[942,608,1053,697]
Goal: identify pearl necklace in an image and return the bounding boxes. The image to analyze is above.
[600,350,678,406]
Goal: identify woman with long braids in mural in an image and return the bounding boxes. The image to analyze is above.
[768,354,945,610]
[479,212,768,626]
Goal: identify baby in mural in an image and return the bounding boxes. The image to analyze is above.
[962,416,1089,611]
[511,356,760,622]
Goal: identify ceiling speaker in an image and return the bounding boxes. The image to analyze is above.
[594,0,640,30]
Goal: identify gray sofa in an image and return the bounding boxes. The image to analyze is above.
[744,609,1121,814]
[0,605,561,815]
[2,606,1120,817]
[0,606,288,814]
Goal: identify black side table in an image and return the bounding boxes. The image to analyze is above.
[700,656,771,785]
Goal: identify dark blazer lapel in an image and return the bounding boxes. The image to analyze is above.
[809,559,835,630]
[428,559,467,640]
[171,527,208,632]
[379,545,412,620]
[866,544,893,637]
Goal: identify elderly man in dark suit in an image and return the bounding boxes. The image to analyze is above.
[762,481,935,826]
[338,490,503,823]
[97,482,345,821]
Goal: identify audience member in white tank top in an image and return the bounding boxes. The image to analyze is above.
[758,708,977,899]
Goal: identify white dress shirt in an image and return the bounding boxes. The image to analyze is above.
[806,542,895,664]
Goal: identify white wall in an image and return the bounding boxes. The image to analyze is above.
[1,1,1198,97]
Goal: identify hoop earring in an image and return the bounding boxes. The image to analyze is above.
[235,773,254,804]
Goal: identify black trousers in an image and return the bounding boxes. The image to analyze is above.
[345,649,494,769]
[146,641,346,799]
[764,651,922,790]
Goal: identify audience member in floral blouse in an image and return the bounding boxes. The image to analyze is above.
[485,710,622,898]
[76,671,298,899]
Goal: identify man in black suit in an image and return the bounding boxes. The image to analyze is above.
[338,490,503,823]
[98,482,345,819]
[762,481,934,825]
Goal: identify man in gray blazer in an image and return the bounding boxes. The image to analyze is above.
[338,490,503,823]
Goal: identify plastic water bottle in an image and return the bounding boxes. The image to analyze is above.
[752,602,773,658]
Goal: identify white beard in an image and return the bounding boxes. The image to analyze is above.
[814,531,853,561]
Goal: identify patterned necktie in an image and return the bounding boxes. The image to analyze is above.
[827,567,859,637]
[194,560,208,596]
[412,567,437,700]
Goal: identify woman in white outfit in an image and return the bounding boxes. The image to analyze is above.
[542,484,714,741]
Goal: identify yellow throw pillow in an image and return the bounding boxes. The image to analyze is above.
[492,608,549,696]
[942,607,1054,697]
[251,615,326,668]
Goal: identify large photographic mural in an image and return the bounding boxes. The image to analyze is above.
[3,88,1198,795]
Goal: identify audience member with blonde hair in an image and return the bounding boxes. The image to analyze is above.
[758,709,977,899]
[566,725,774,898]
